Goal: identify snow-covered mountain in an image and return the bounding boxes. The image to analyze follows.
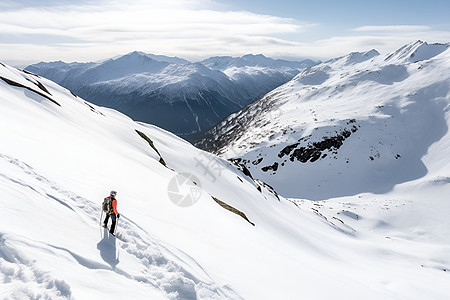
[201,54,316,109]
[202,53,315,70]
[2,40,450,299]
[25,52,316,137]
[196,41,450,199]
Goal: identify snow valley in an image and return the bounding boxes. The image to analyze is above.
[25,52,316,138]
[1,40,450,300]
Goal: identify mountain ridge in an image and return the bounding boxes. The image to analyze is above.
[26,52,317,136]
[195,40,450,200]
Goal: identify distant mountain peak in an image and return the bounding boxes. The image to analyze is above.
[201,54,318,71]
[345,49,380,64]
[128,50,146,56]
[242,53,267,59]
[385,40,449,62]
[326,49,380,66]
[114,51,157,63]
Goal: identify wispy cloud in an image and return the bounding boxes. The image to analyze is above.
[0,0,313,63]
[353,25,432,32]
[0,0,448,65]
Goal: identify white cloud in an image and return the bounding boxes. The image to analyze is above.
[353,25,432,32]
[0,0,310,63]
[0,0,448,65]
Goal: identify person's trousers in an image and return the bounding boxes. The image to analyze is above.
[104,213,117,234]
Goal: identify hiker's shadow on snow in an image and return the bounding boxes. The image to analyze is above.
[97,229,119,270]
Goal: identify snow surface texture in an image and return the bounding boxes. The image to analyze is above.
[1,41,450,300]
[199,41,450,199]
[26,52,316,137]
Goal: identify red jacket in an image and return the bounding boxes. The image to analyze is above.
[110,197,119,215]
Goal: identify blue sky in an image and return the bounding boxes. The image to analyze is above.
[224,0,450,26]
[1,0,449,65]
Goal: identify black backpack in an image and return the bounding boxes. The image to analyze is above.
[102,196,113,213]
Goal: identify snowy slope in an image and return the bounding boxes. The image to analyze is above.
[1,50,450,300]
[26,53,316,137]
[198,41,450,199]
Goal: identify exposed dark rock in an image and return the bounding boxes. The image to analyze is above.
[84,101,105,116]
[22,69,40,77]
[291,147,322,163]
[255,179,280,201]
[278,143,299,158]
[261,162,279,172]
[34,80,51,95]
[230,158,242,164]
[252,158,263,165]
[229,158,254,179]
[135,129,167,167]
[211,196,255,226]
[0,76,61,106]
[277,127,356,164]
[24,77,51,96]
